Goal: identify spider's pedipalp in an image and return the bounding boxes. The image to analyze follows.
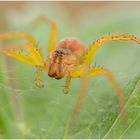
[35,66,44,88]
[82,34,140,65]
[63,75,71,94]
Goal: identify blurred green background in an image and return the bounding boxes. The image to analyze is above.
[0,1,140,138]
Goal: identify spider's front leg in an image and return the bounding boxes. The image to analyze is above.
[71,66,125,112]
[83,34,140,65]
[0,32,46,88]
[0,32,44,66]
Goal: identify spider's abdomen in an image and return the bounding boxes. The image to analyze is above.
[56,37,86,58]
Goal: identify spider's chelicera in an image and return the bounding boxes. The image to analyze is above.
[0,16,140,112]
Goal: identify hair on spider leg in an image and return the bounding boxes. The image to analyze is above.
[123,33,130,35]
[37,40,41,46]
[108,32,111,35]
[92,56,97,67]
[35,41,42,51]
[94,64,105,69]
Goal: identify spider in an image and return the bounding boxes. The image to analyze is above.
[0,16,140,111]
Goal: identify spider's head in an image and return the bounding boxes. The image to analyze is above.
[48,48,69,79]
[47,37,85,80]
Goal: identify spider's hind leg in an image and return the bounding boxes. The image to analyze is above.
[89,67,125,111]
[71,66,125,114]
[31,15,57,53]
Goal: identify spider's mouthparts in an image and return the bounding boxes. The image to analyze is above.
[48,61,65,79]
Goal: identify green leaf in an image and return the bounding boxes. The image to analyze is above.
[0,2,140,138]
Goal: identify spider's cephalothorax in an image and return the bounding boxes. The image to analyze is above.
[47,37,85,79]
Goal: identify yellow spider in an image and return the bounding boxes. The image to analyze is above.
[0,16,140,111]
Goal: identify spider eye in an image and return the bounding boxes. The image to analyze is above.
[54,48,71,57]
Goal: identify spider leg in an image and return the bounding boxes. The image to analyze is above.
[0,32,43,65]
[63,75,71,94]
[35,66,44,88]
[0,42,43,66]
[0,43,34,65]
[70,66,125,112]
[31,16,57,53]
[82,34,140,65]
[0,43,46,88]
[0,32,39,47]
[0,32,47,88]
[89,67,125,111]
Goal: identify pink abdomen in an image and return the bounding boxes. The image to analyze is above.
[56,37,86,58]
